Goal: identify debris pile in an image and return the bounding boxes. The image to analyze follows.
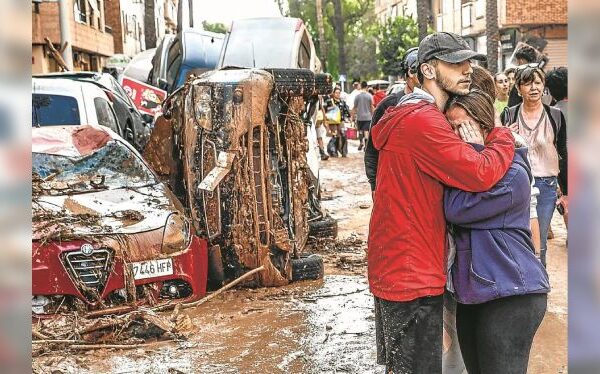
[32,305,193,357]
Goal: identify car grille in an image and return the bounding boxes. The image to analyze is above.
[63,248,113,301]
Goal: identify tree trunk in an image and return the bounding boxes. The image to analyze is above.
[332,0,347,76]
[486,0,499,74]
[316,0,328,71]
[416,0,431,41]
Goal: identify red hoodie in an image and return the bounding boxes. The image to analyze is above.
[368,101,515,302]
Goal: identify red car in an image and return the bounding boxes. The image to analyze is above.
[32,125,207,315]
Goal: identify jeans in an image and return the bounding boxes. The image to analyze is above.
[534,176,558,266]
[456,294,547,374]
[375,295,443,373]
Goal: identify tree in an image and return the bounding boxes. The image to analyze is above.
[202,21,228,34]
[416,0,431,41]
[377,16,419,78]
[486,0,499,74]
[287,0,374,79]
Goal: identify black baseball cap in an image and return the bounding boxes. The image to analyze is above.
[417,32,486,65]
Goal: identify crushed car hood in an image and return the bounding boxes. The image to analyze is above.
[32,184,176,241]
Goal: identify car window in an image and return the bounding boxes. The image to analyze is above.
[166,41,183,89]
[221,21,296,68]
[298,32,311,69]
[93,97,120,133]
[32,94,81,127]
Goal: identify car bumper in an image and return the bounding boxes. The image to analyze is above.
[32,236,208,314]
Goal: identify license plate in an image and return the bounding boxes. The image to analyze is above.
[131,258,173,280]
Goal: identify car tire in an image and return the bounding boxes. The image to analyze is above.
[267,68,316,100]
[314,73,333,96]
[291,254,324,282]
[308,214,338,240]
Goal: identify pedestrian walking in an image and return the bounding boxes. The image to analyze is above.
[315,97,330,160]
[369,32,515,373]
[501,66,568,267]
[352,81,374,151]
[546,67,569,227]
[364,47,419,193]
[324,86,351,157]
[444,88,550,374]
[372,84,386,107]
[346,80,361,111]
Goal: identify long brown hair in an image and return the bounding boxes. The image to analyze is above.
[471,65,496,100]
[447,89,496,131]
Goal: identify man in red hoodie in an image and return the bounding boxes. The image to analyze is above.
[369,32,516,373]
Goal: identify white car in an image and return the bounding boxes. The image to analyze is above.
[32,78,121,135]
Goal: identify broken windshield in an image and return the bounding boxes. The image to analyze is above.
[32,140,157,195]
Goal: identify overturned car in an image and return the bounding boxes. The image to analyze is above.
[144,68,331,288]
[32,125,208,314]
[144,17,336,288]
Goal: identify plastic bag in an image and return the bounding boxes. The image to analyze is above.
[326,106,341,124]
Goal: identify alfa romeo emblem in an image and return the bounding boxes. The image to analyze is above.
[80,244,94,256]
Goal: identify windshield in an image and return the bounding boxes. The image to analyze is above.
[32,140,157,195]
[32,94,81,127]
[221,20,297,68]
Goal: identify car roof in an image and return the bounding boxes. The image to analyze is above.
[32,124,122,157]
[33,71,102,80]
[32,77,107,98]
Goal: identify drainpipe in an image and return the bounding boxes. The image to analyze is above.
[58,0,74,70]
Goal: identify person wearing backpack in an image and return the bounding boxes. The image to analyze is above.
[501,66,568,268]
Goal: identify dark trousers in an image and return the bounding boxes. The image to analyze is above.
[375,294,443,373]
[456,294,547,374]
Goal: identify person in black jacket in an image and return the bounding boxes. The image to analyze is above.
[364,48,419,194]
[501,66,567,267]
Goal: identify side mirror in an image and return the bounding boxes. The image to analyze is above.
[158,78,169,91]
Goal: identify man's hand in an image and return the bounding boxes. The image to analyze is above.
[457,121,485,145]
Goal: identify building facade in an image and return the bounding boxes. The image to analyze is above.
[430,0,567,71]
[32,0,115,73]
[104,0,146,57]
[375,0,418,23]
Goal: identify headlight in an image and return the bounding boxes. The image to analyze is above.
[161,213,192,254]
[192,85,212,131]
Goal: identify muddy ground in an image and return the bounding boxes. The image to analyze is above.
[32,139,567,374]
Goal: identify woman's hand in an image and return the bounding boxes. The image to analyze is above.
[457,121,485,145]
[508,122,519,132]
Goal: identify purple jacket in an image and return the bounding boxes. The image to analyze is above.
[444,145,550,304]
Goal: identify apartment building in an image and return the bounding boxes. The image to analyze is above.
[431,0,567,71]
[32,0,115,73]
[104,0,146,57]
[375,0,418,23]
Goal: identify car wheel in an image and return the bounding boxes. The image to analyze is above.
[267,68,316,100]
[314,73,333,96]
[291,254,324,282]
[308,214,338,241]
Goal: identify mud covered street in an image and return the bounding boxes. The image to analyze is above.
[32,139,567,374]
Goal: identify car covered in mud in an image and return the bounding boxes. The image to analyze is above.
[143,18,334,288]
[32,125,208,314]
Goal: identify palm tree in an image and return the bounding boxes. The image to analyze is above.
[486,0,499,74]
[417,0,431,41]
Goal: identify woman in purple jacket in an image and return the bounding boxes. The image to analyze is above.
[444,89,550,374]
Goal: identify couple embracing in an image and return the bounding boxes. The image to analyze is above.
[367,32,550,374]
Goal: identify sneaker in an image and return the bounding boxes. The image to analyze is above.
[358,143,364,151]
[319,149,329,160]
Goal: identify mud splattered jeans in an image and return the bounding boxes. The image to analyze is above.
[374,294,443,373]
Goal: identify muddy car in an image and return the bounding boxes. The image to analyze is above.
[32,125,208,314]
[144,63,332,287]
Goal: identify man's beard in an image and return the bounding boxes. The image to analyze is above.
[435,68,470,96]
